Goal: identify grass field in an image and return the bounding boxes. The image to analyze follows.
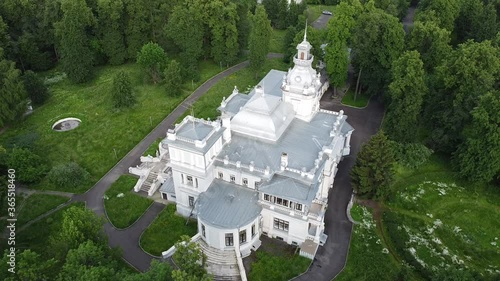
[16,194,69,226]
[0,60,225,193]
[341,88,370,108]
[176,58,288,123]
[104,175,153,229]
[269,29,287,54]
[336,205,401,281]
[140,204,198,257]
[307,5,335,23]
[248,249,310,281]
[143,138,162,157]
[383,156,500,278]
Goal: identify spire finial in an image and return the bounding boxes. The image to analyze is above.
[303,19,308,42]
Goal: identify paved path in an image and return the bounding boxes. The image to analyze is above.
[80,53,283,272]
[312,14,333,29]
[292,95,385,281]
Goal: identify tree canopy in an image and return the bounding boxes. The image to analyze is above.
[249,5,272,78]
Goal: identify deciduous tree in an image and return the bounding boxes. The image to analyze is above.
[407,21,452,72]
[6,147,48,183]
[97,0,126,65]
[173,235,209,278]
[136,42,167,84]
[249,5,272,78]
[453,92,500,183]
[0,59,28,127]
[23,70,49,106]
[384,51,428,143]
[350,131,395,199]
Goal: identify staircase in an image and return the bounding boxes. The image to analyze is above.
[196,238,242,281]
[140,171,158,193]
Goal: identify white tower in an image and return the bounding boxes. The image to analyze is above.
[281,27,324,122]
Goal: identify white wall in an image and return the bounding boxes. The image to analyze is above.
[215,166,261,190]
[260,208,309,245]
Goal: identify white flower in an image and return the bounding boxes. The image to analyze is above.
[382,248,389,254]
[426,213,433,218]
[434,219,443,227]
[453,226,462,233]
[491,242,497,246]
[432,238,442,245]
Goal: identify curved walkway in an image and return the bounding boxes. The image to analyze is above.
[80,53,284,272]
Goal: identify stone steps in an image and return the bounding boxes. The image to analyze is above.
[196,238,241,280]
[140,172,158,192]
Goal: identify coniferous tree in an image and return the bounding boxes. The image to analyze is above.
[384,51,428,143]
[0,59,28,127]
[55,0,95,83]
[111,71,135,108]
[350,131,396,199]
[249,5,272,78]
[164,60,182,97]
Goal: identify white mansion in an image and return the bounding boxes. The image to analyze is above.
[130,33,353,279]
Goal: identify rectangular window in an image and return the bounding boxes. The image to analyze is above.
[202,224,206,238]
[181,174,184,183]
[295,203,302,211]
[188,196,194,207]
[242,178,248,186]
[273,218,289,232]
[276,198,282,205]
[264,194,270,201]
[218,172,223,179]
[239,230,247,244]
[225,233,234,246]
[195,178,198,188]
[186,175,193,186]
[283,199,289,207]
[252,224,256,237]
[230,175,236,183]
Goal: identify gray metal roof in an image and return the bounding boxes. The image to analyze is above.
[176,120,213,141]
[196,179,262,229]
[248,69,286,98]
[217,112,350,172]
[258,175,319,206]
[219,93,250,116]
[159,177,175,194]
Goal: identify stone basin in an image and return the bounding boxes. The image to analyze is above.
[52,118,81,132]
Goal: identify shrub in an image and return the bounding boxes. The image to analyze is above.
[390,141,433,169]
[112,71,136,108]
[7,147,48,183]
[47,162,90,189]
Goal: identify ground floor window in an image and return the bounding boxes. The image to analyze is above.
[202,224,206,238]
[239,230,247,244]
[225,233,234,246]
[273,218,289,232]
[189,196,194,207]
[161,193,167,200]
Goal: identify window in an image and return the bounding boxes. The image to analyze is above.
[218,172,223,179]
[188,196,194,207]
[283,199,289,207]
[292,241,298,246]
[161,193,167,200]
[252,224,256,237]
[264,194,270,201]
[202,224,206,238]
[242,178,248,186]
[195,178,198,188]
[275,236,284,241]
[276,198,282,205]
[273,218,289,232]
[295,203,302,211]
[239,230,247,244]
[225,233,234,246]
[230,175,236,183]
[186,175,193,186]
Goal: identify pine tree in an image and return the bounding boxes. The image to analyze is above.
[111,71,135,108]
[164,60,182,97]
[350,131,395,199]
[0,59,28,127]
[249,5,272,79]
[55,0,95,83]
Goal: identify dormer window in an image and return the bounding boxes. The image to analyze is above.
[218,172,223,179]
[230,175,236,183]
[186,175,193,186]
[243,178,248,186]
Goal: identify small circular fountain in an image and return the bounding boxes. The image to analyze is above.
[52,118,81,132]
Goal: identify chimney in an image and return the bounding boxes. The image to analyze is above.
[280,152,288,170]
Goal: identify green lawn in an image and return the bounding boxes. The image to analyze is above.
[176,58,288,123]
[104,175,153,229]
[341,88,370,108]
[0,60,225,193]
[269,29,286,54]
[382,155,500,279]
[306,5,335,23]
[336,204,402,281]
[143,138,162,157]
[16,194,69,226]
[140,204,198,257]
[248,248,310,281]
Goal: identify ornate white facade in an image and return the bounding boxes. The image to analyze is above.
[131,37,353,278]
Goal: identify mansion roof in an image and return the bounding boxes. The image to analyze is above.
[259,175,319,206]
[196,179,262,229]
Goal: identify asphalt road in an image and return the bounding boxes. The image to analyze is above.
[293,95,385,281]
[312,14,333,29]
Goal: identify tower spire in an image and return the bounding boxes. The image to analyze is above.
[303,20,308,42]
